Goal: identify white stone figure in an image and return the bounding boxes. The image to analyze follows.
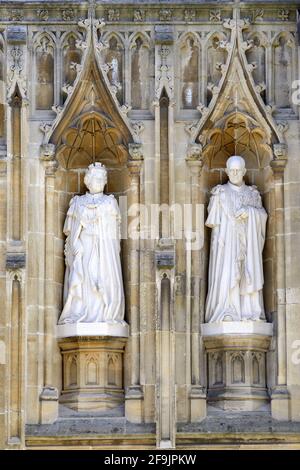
[58,163,125,326]
[205,156,268,323]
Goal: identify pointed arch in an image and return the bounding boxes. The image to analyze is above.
[130,33,152,110]
[179,33,200,109]
[107,355,117,386]
[103,33,125,105]
[49,54,133,152]
[204,30,228,45]
[206,32,228,105]
[56,110,128,169]
[85,355,98,385]
[61,31,83,90]
[102,31,126,49]
[129,31,151,49]
[33,32,55,110]
[272,32,296,110]
[245,32,268,101]
[203,112,272,170]
[231,354,245,384]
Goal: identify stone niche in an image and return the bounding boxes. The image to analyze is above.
[58,336,127,411]
[202,322,273,411]
[198,107,283,413]
[44,58,134,416]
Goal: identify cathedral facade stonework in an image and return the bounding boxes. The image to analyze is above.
[1,0,300,449]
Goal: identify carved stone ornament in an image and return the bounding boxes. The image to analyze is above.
[134,9,144,22]
[184,10,196,22]
[210,10,222,23]
[9,10,24,22]
[62,8,75,21]
[159,10,172,22]
[37,9,49,21]
[107,9,120,22]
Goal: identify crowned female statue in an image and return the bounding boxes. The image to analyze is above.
[205,156,268,323]
[58,163,125,325]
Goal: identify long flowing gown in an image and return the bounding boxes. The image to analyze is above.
[205,182,268,323]
[58,192,125,324]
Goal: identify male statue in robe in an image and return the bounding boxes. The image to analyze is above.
[58,162,125,325]
[205,156,268,323]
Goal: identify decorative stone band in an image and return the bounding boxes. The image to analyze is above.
[201,321,273,412]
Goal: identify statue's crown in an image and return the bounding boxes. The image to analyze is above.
[86,162,107,177]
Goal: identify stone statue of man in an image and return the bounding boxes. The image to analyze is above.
[205,156,268,323]
[58,163,125,325]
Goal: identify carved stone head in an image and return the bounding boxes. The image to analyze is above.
[84,162,108,194]
[225,155,246,187]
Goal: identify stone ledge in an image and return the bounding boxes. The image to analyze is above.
[201,321,273,337]
[57,322,129,338]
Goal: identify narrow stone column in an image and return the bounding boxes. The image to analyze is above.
[186,145,206,422]
[39,144,59,423]
[270,143,289,420]
[5,264,25,448]
[125,143,144,422]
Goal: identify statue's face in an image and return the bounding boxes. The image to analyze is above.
[225,158,246,186]
[86,173,107,194]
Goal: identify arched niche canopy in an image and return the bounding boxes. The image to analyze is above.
[55,111,128,170]
[202,112,273,172]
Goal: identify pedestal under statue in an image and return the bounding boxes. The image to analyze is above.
[57,162,128,412]
[202,156,273,411]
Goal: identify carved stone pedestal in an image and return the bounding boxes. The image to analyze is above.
[201,322,273,411]
[58,335,127,412]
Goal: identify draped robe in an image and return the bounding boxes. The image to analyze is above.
[205,182,267,323]
[58,192,125,324]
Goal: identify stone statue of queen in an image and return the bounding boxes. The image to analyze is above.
[205,156,268,323]
[58,163,125,325]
